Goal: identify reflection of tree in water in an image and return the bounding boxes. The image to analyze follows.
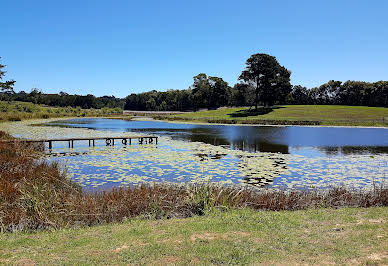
[131,126,292,154]
[194,153,227,161]
[231,141,289,154]
[236,154,288,187]
[318,146,388,156]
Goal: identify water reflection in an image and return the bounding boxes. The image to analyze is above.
[3,118,386,191]
[318,146,388,156]
[46,118,388,155]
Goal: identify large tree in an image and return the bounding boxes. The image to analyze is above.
[239,53,291,109]
[191,73,211,110]
[0,57,15,93]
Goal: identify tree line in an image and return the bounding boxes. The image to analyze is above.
[125,53,387,111]
[2,55,387,111]
[287,80,388,107]
[0,89,125,109]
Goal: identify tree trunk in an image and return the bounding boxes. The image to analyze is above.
[255,83,259,111]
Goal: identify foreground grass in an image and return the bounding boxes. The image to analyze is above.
[1,207,387,265]
[0,101,122,122]
[168,105,388,127]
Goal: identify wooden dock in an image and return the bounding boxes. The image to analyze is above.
[0,136,158,149]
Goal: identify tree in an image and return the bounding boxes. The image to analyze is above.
[239,53,291,109]
[231,83,250,106]
[287,85,310,104]
[191,73,211,110]
[208,76,230,108]
[0,57,15,93]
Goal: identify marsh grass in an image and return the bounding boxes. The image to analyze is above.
[0,130,387,232]
[0,101,122,122]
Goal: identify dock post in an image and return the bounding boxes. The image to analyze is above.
[68,141,71,148]
[156,137,158,144]
[93,140,95,146]
[71,140,74,148]
[112,139,115,146]
[48,141,52,150]
[129,138,131,145]
[89,140,91,147]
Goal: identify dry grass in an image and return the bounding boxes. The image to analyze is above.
[0,130,387,232]
[0,101,122,122]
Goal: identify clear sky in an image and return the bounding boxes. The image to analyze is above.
[1,0,388,97]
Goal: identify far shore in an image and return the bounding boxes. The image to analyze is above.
[128,116,388,129]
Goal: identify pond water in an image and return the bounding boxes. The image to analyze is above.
[1,118,387,191]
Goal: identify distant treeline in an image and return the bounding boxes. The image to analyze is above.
[0,89,125,109]
[124,79,388,111]
[1,79,387,112]
[1,54,387,111]
[288,80,388,107]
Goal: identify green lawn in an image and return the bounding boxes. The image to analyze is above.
[1,207,387,265]
[170,105,388,127]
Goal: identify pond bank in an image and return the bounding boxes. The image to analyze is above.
[1,207,387,265]
[146,105,388,128]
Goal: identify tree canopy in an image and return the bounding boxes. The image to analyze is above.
[0,57,15,93]
[238,53,291,109]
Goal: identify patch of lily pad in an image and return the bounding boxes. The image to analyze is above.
[0,118,386,191]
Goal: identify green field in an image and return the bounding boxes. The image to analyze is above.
[0,101,122,122]
[1,207,387,265]
[169,105,388,127]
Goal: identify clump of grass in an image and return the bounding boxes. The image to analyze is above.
[0,131,387,232]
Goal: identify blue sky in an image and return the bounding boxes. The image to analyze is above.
[1,0,387,97]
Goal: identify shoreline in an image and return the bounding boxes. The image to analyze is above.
[130,116,388,129]
[1,115,387,130]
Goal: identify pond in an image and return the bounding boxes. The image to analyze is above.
[1,118,387,191]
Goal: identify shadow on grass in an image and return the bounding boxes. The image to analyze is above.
[228,107,283,118]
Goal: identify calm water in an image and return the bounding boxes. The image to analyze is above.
[3,118,386,191]
[48,118,388,156]
[37,118,387,191]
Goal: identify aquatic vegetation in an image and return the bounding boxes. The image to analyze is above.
[0,119,387,191]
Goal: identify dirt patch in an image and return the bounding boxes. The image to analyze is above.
[356,218,387,225]
[368,218,386,224]
[368,252,388,261]
[190,231,251,242]
[349,251,388,265]
[190,232,219,242]
[191,257,200,264]
[15,259,35,266]
[114,244,129,253]
[114,240,148,253]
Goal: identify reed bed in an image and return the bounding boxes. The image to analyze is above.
[0,131,387,232]
[0,101,122,122]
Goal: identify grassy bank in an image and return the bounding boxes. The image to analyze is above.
[162,105,388,127]
[0,101,122,122]
[1,207,387,265]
